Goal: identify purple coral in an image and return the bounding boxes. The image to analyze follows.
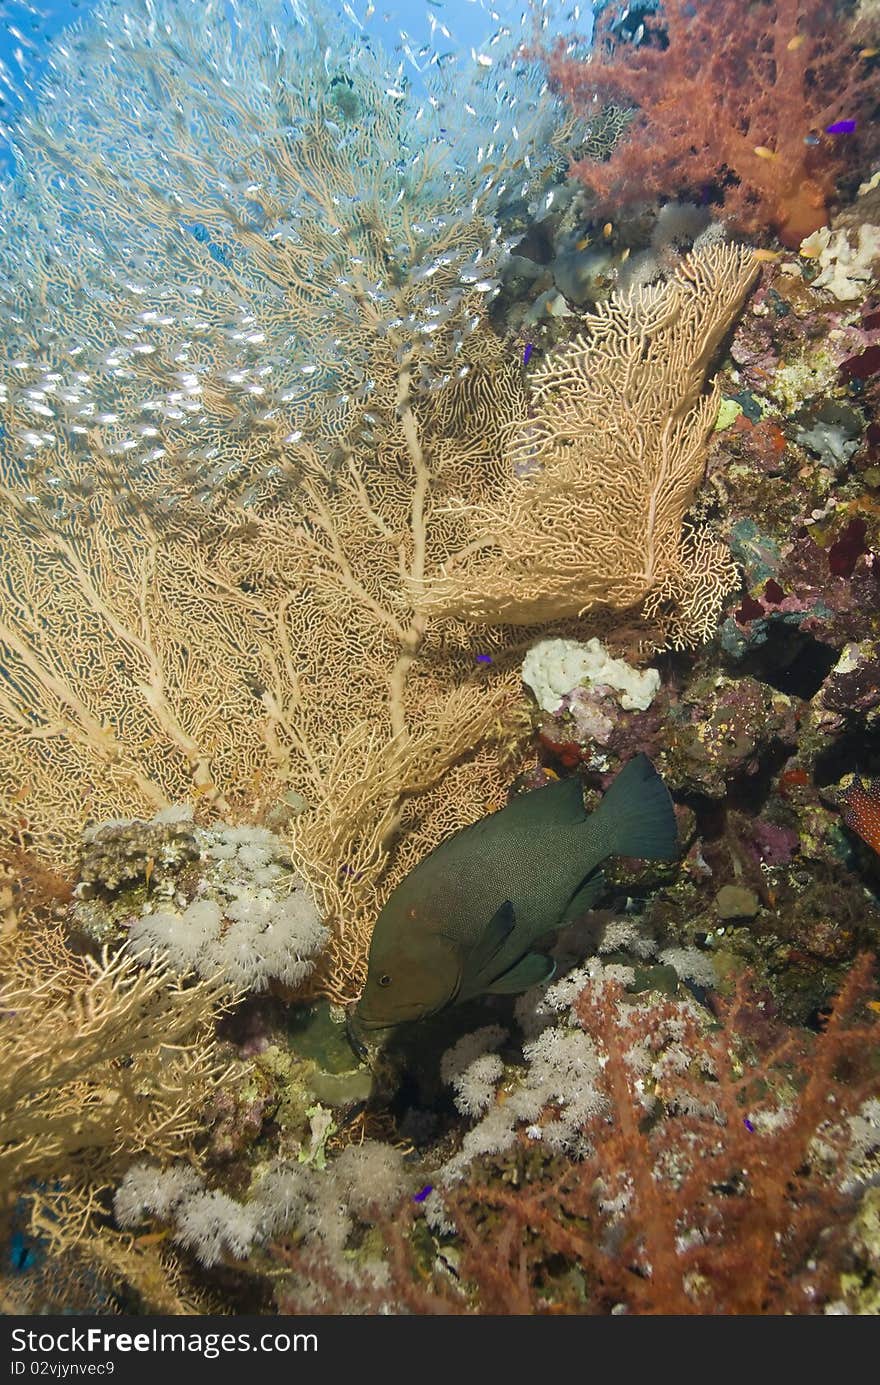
[748,819,800,868]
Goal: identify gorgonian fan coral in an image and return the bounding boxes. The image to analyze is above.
[545,0,879,246]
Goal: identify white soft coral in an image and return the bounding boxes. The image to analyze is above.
[126,814,327,991]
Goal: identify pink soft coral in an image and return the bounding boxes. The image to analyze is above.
[546,0,878,246]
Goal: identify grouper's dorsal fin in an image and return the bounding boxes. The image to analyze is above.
[467,899,516,987]
[502,774,587,830]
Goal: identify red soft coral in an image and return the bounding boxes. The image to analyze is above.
[545,0,878,247]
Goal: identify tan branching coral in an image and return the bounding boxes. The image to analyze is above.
[23,1186,221,1315]
[0,355,531,1003]
[259,355,540,999]
[409,244,758,649]
[0,482,249,850]
[0,870,236,1312]
[0,926,233,1202]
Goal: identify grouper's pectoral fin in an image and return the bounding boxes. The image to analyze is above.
[484,951,555,994]
[466,899,516,988]
[559,869,606,928]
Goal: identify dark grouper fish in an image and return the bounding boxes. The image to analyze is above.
[348,753,677,1052]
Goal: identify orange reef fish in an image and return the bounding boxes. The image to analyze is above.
[841,776,880,854]
[348,754,677,1051]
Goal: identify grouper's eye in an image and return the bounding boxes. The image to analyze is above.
[378,973,392,987]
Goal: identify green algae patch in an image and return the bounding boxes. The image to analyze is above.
[715,398,743,431]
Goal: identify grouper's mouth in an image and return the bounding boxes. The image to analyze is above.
[346,967,462,1059]
[345,1006,399,1060]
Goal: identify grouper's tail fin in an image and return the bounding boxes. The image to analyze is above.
[596,753,678,861]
